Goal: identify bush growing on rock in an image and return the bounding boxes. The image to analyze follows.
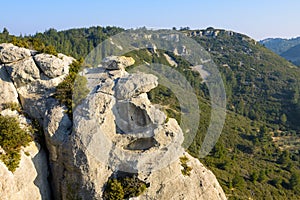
[103,176,147,200]
[0,115,32,172]
[55,58,89,117]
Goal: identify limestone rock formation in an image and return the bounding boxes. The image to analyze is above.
[0,44,227,200]
[0,109,51,200]
[0,43,31,64]
[5,57,40,87]
[138,153,226,200]
[0,65,19,106]
[0,142,51,200]
[34,53,74,78]
[46,55,226,199]
[101,55,135,70]
[0,44,71,200]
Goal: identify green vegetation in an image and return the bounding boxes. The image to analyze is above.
[0,27,123,59]
[0,28,58,56]
[192,28,300,131]
[103,175,147,200]
[260,37,300,66]
[55,58,89,117]
[0,115,32,172]
[180,156,193,176]
[2,102,21,112]
[103,179,124,200]
[281,44,300,66]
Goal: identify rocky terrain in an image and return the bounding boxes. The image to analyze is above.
[0,43,226,199]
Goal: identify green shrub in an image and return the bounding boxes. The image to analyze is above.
[0,115,32,172]
[41,45,58,56]
[232,174,245,189]
[2,102,21,112]
[289,170,300,191]
[55,59,89,118]
[103,176,147,200]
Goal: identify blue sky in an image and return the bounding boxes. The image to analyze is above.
[2,0,300,40]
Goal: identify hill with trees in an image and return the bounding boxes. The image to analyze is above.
[0,26,299,199]
[281,44,300,66]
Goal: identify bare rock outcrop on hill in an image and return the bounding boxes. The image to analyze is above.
[0,44,226,200]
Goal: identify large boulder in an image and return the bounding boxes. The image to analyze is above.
[115,72,158,99]
[138,153,227,200]
[34,53,74,78]
[0,43,31,64]
[101,56,135,70]
[4,57,40,88]
[0,43,74,200]
[0,45,227,200]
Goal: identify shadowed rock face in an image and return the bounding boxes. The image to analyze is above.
[125,138,158,151]
[115,101,152,133]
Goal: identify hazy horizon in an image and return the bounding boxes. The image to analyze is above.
[2,0,300,40]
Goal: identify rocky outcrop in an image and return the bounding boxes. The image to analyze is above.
[0,44,72,200]
[0,44,226,199]
[0,43,31,64]
[0,142,51,200]
[115,72,158,99]
[139,153,226,200]
[34,53,74,78]
[101,55,135,70]
[0,109,51,200]
[44,55,226,199]
[5,57,40,87]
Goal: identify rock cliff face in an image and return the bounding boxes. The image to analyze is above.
[0,44,226,200]
[0,43,72,200]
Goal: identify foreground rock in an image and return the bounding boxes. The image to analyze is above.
[0,142,51,200]
[0,109,51,200]
[0,44,227,199]
[45,55,226,199]
[0,43,31,64]
[0,44,71,200]
[34,53,74,78]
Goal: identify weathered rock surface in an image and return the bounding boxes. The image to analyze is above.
[0,65,19,106]
[0,44,72,200]
[101,55,135,70]
[115,72,158,99]
[138,153,226,200]
[4,57,40,87]
[45,56,226,199]
[0,45,227,200]
[0,43,31,64]
[34,53,74,78]
[0,142,51,200]
[0,109,51,200]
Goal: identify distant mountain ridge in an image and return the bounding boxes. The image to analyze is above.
[281,43,300,66]
[260,37,300,54]
[260,37,300,66]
